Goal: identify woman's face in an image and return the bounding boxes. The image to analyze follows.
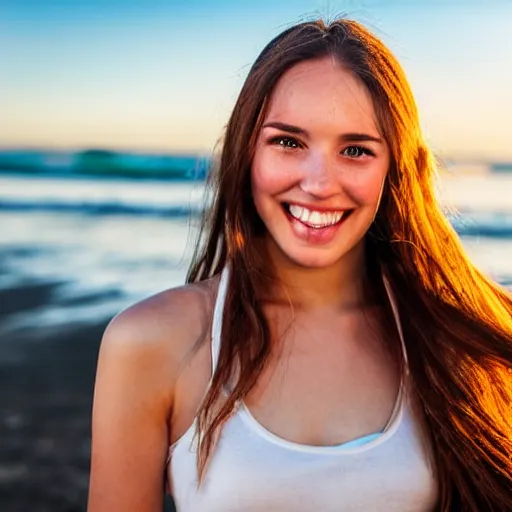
[251,56,390,269]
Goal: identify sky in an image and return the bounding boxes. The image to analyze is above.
[1,0,512,160]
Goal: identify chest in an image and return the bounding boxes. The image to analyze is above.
[169,398,438,512]
[243,309,401,446]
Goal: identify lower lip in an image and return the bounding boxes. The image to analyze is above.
[285,209,349,245]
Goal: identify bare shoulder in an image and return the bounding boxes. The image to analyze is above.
[101,277,218,369]
[88,277,219,511]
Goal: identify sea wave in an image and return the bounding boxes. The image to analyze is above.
[1,174,511,239]
[0,199,201,218]
[1,197,512,239]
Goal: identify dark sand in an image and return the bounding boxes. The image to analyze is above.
[0,276,176,511]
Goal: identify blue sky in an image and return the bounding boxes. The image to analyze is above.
[2,0,512,159]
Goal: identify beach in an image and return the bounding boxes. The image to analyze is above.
[0,272,107,511]
[0,172,510,511]
[0,270,177,511]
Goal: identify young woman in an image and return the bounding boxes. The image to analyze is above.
[88,18,512,512]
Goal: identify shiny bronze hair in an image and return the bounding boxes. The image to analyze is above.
[187,18,512,510]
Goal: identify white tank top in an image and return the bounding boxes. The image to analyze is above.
[167,266,439,511]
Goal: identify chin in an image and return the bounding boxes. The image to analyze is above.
[277,244,352,270]
[262,216,368,270]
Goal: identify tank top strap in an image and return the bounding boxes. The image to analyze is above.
[382,274,410,375]
[211,264,230,374]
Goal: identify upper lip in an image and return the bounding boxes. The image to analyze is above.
[283,201,350,213]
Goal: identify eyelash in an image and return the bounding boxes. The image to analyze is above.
[267,136,375,158]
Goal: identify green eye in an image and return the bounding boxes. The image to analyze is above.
[342,146,373,158]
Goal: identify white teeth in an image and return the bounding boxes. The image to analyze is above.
[287,204,345,228]
[289,204,304,218]
[309,211,322,225]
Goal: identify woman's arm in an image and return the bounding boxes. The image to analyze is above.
[87,288,203,511]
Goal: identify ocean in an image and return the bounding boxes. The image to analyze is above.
[0,170,511,335]
[0,165,510,512]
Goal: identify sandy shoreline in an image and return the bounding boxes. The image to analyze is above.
[0,274,176,511]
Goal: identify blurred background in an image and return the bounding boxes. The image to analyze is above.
[1,0,511,510]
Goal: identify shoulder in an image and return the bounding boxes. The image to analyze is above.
[99,276,220,376]
[93,275,222,422]
[89,278,220,510]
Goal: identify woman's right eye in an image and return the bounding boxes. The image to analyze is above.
[268,136,300,150]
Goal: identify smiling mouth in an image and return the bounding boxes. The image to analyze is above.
[282,203,353,229]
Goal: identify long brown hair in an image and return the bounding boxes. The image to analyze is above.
[186,18,512,510]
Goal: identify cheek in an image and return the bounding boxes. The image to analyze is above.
[342,167,387,206]
[251,150,298,198]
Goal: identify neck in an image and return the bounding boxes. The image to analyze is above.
[258,237,370,312]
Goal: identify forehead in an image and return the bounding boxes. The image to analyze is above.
[265,57,378,134]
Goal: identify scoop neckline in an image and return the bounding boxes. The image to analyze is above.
[169,264,409,457]
[237,378,405,455]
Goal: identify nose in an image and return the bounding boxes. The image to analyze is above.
[299,152,341,198]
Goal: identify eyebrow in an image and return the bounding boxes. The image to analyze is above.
[261,121,383,144]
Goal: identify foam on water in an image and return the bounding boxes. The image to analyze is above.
[0,173,511,332]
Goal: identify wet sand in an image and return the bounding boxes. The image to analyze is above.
[0,274,176,511]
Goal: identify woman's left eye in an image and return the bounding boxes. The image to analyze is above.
[342,146,373,158]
